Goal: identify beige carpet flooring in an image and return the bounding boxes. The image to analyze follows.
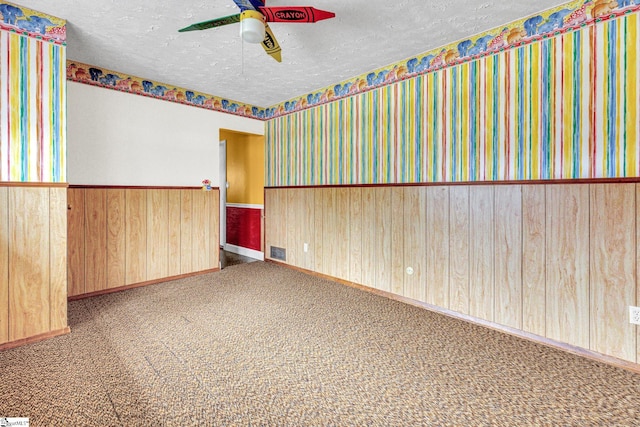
[1,262,639,426]
[220,249,259,269]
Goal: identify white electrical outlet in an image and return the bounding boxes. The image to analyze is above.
[630,306,640,325]
[303,243,308,253]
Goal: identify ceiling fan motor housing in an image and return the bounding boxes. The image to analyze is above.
[240,10,266,43]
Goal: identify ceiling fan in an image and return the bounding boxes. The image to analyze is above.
[179,0,336,62]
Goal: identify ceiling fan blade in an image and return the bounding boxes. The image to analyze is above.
[232,0,265,12]
[178,14,241,32]
[261,23,282,62]
[259,6,335,23]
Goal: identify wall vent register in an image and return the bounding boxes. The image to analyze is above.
[270,246,286,261]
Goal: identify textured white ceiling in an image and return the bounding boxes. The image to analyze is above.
[16,0,567,107]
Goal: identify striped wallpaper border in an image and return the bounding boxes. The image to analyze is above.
[266,11,640,186]
[0,30,66,182]
[66,1,640,122]
[268,1,640,119]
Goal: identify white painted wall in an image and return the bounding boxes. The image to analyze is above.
[67,81,264,186]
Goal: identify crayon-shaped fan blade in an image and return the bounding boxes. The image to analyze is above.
[179,14,241,32]
[261,23,282,62]
[259,6,335,23]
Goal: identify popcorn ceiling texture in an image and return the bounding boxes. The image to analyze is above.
[14,0,566,106]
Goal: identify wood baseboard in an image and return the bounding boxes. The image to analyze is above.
[266,259,640,375]
[68,268,220,301]
[0,327,71,351]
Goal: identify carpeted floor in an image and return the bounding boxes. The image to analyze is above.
[1,262,639,426]
[220,249,258,269]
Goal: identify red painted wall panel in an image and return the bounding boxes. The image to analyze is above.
[226,206,261,251]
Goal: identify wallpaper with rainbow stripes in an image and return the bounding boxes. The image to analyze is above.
[266,10,640,186]
[0,20,66,182]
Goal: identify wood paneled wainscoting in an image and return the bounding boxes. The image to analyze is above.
[0,184,69,349]
[68,187,220,299]
[265,182,640,369]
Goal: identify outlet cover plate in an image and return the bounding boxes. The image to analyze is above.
[630,306,640,325]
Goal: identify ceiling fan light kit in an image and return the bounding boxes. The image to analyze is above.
[239,10,266,44]
[179,0,335,62]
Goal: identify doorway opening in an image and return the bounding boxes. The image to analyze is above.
[219,129,265,266]
[219,139,227,248]
[220,250,259,268]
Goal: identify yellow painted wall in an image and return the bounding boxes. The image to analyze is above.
[221,130,264,205]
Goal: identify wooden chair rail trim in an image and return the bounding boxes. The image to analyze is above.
[68,185,216,190]
[265,177,640,190]
[0,182,69,188]
[266,259,640,375]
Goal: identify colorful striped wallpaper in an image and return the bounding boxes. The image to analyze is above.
[0,28,66,182]
[266,11,640,186]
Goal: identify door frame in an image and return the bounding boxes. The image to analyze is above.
[219,140,227,248]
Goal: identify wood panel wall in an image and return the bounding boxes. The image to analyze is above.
[265,183,640,364]
[0,188,7,344]
[0,186,68,345]
[67,188,219,298]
